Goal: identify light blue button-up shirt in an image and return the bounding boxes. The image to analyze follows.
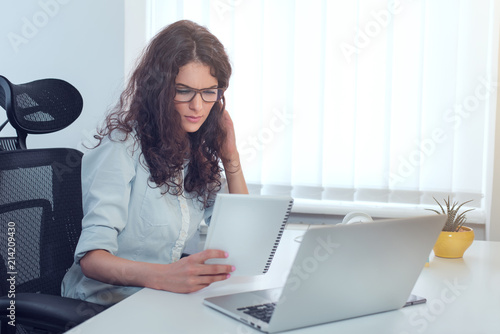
[61,134,220,305]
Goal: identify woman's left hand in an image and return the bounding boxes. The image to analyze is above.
[220,110,248,194]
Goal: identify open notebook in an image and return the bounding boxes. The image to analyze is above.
[204,194,294,276]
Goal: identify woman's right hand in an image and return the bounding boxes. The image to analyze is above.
[147,249,235,293]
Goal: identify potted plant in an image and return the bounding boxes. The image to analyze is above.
[426,197,475,258]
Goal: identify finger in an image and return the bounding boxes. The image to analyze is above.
[200,263,235,276]
[193,249,228,263]
[181,269,233,293]
[198,273,232,285]
[186,275,229,293]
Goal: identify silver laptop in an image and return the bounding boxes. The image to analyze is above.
[203,215,446,333]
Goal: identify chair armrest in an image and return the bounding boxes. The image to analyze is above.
[0,293,106,332]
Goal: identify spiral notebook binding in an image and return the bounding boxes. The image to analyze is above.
[262,199,294,273]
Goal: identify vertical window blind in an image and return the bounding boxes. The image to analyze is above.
[148,0,499,222]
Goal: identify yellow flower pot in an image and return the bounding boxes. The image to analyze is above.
[433,226,474,258]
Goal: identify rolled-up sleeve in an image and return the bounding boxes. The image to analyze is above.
[74,137,137,263]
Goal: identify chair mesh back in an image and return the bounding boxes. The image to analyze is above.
[0,148,83,296]
[0,138,19,151]
[0,76,83,152]
[10,79,83,134]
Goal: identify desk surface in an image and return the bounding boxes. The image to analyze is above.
[67,228,500,334]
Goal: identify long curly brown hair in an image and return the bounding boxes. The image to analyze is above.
[95,20,231,208]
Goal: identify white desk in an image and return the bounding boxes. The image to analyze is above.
[67,228,500,334]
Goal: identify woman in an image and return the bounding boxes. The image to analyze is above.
[62,20,248,305]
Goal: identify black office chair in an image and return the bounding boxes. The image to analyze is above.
[0,76,104,333]
[0,148,106,334]
[0,75,83,150]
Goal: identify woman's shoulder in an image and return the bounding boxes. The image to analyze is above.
[83,130,142,164]
[106,130,139,149]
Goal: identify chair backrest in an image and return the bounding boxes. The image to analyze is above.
[0,76,83,150]
[0,148,83,296]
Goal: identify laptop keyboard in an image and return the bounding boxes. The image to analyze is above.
[237,303,276,323]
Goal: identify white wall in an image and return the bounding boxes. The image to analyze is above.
[124,0,148,85]
[0,0,125,150]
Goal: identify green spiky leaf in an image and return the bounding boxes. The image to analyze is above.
[426,197,474,232]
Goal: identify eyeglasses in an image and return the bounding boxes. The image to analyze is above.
[173,86,225,103]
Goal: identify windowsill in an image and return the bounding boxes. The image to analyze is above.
[291,198,486,223]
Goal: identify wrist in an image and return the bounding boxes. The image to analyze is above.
[222,153,242,174]
[141,262,164,290]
